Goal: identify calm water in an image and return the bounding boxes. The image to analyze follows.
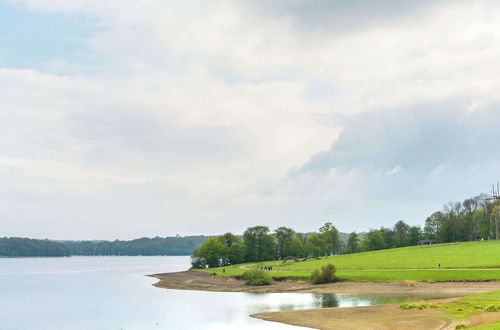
[0,256,451,330]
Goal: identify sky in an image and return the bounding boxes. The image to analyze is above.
[1,0,500,240]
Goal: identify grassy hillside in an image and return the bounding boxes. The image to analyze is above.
[201,240,500,281]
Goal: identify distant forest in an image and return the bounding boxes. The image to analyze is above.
[0,236,213,257]
[0,237,71,257]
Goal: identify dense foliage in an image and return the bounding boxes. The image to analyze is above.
[0,237,71,257]
[192,192,500,268]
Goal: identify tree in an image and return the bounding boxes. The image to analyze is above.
[463,197,480,240]
[346,232,359,254]
[379,227,395,249]
[289,234,306,258]
[474,209,489,240]
[424,211,443,241]
[243,226,276,262]
[305,233,328,257]
[319,222,341,255]
[393,220,410,247]
[190,237,225,268]
[408,226,422,245]
[274,227,296,259]
[218,233,245,265]
[361,230,385,251]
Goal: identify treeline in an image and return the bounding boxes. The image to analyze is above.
[191,193,500,268]
[64,236,213,256]
[0,236,213,257]
[192,223,345,268]
[0,237,71,257]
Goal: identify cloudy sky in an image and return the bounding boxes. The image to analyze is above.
[1,0,499,240]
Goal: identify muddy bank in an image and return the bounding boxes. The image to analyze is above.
[252,299,460,330]
[252,300,500,330]
[150,270,500,295]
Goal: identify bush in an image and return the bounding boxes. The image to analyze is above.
[311,264,337,284]
[242,270,273,286]
[400,302,438,310]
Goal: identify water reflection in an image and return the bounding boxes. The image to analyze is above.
[244,291,454,314]
[315,293,339,308]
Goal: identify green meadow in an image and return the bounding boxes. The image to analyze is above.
[200,240,500,282]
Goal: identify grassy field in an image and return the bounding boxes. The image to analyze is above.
[200,240,500,282]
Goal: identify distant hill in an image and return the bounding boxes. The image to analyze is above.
[63,236,214,256]
[0,236,214,257]
[0,237,71,257]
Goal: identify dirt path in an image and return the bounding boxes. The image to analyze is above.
[150,270,500,294]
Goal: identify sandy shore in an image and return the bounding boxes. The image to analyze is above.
[151,270,500,295]
[151,271,500,329]
[252,300,500,330]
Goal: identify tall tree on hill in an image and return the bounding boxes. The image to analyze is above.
[379,227,395,249]
[274,227,295,259]
[463,197,480,240]
[361,229,385,251]
[346,232,359,254]
[408,226,422,245]
[319,222,341,255]
[393,220,410,247]
[305,232,328,257]
[243,226,276,262]
[219,233,245,265]
[423,211,443,240]
[289,233,307,258]
[442,202,463,242]
[474,208,489,240]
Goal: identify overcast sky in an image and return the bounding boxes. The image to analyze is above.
[1,0,499,240]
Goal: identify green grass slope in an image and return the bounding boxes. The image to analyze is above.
[201,241,500,282]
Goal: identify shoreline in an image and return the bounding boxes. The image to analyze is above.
[151,270,500,295]
[151,271,500,329]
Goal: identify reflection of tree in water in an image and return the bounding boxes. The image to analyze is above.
[313,294,339,308]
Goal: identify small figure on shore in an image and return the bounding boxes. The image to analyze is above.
[438,263,441,269]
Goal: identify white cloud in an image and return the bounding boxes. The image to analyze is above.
[385,165,402,176]
[2,0,500,238]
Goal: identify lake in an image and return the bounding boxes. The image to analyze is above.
[0,256,450,329]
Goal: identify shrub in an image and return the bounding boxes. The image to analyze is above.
[485,305,500,312]
[400,302,438,310]
[242,270,273,286]
[311,264,337,284]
